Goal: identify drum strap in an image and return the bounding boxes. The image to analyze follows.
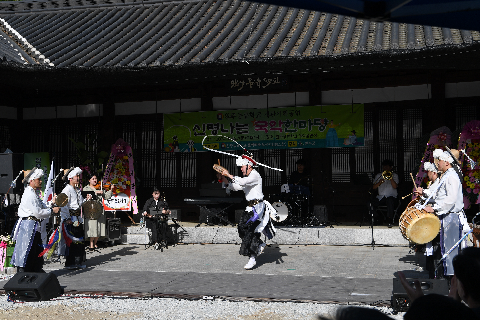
[417,169,455,211]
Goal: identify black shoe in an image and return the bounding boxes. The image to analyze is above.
[388,223,393,228]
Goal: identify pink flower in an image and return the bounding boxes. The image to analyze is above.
[474,189,479,194]
[467,188,472,193]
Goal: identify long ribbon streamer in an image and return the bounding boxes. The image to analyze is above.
[201,135,283,171]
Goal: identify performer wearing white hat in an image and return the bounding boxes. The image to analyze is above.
[203,135,282,270]
[415,161,441,278]
[221,154,276,270]
[11,168,60,272]
[415,149,468,277]
[59,167,91,269]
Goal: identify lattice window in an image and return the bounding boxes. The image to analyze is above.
[456,105,479,131]
[65,124,82,169]
[180,153,196,188]
[332,148,350,182]
[378,109,397,168]
[141,122,157,188]
[159,152,177,188]
[403,109,423,181]
[355,110,374,177]
[263,149,281,186]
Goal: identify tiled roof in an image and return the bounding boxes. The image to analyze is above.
[0,0,478,68]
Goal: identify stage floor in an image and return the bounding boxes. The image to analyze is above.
[1,243,427,306]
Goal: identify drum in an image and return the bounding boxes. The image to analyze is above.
[399,206,440,244]
[270,202,289,222]
[82,200,103,220]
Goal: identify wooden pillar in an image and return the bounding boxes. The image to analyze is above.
[396,107,404,183]
[308,78,331,205]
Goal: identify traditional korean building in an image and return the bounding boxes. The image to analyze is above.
[1,0,479,221]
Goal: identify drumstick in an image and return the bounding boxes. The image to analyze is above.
[402,192,412,200]
[218,159,220,166]
[410,173,417,188]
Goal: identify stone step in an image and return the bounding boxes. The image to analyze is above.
[120,226,409,246]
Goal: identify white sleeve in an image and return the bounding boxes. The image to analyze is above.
[434,175,460,215]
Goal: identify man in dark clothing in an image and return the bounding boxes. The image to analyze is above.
[288,159,311,195]
[142,187,170,248]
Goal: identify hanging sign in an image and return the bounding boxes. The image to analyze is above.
[163,104,364,151]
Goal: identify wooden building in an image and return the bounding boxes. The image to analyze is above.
[0,0,479,222]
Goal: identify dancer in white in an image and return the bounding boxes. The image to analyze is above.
[203,135,282,270]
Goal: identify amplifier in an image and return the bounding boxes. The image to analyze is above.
[313,205,328,223]
[391,278,449,312]
[170,209,181,220]
[107,218,121,240]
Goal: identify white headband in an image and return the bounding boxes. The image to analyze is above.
[236,156,254,167]
[68,167,82,179]
[423,162,438,173]
[29,168,44,182]
[433,149,453,163]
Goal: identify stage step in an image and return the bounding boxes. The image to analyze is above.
[121,225,409,246]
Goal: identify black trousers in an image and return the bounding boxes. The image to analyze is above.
[371,196,397,219]
[238,210,262,257]
[146,217,168,244]
[65,224,86,267]
[20,231,44,273]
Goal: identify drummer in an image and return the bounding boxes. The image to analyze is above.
[83,173,113,251]
[415,149,468,278]
[414,161,440,278]
[288,159,311,195]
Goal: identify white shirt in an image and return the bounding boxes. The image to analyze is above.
[374,172,399,200]
[227,169,263,201]
[423,178,440,198]
[60,184,84,223]
[17,186,52,219]
[431,168,464,216]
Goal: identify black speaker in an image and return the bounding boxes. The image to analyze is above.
[170,209,181,221]
[391,278,449,312]
[4,272,63,301]
[0,153,23,194]
[107,218,121,240]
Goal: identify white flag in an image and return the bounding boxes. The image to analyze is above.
[43,160,54,205]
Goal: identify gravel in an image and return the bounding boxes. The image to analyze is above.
[0,294,405,320]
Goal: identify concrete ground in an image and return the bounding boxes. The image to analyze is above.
[1,242,427,305]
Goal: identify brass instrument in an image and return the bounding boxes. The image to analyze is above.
[382,170,393,180]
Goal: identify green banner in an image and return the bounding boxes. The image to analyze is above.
[163,105,364,151]
[24,152,50,193]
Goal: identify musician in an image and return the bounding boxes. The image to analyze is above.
[142,187,170,248]
[59,167,90,269]
[221,155,276,270]
[83,174,113,251]
[11,168,60,272]
[288,159,311,195]
[414,149,468,277]
[416,161,441,278]
[370,159,399,226]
